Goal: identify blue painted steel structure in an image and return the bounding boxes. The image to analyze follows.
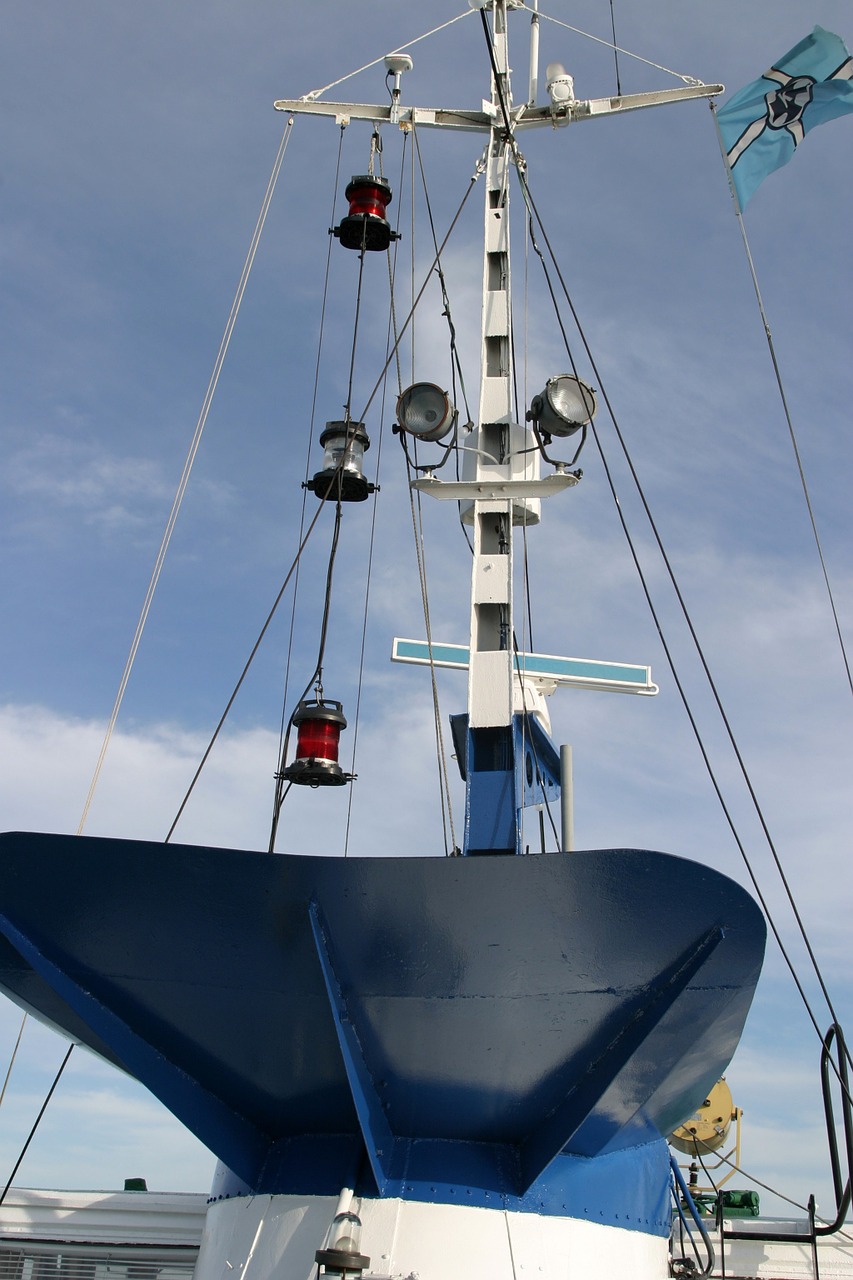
[451,713,562,854]
[0,831,764,1232]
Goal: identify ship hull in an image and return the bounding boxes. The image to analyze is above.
[195,1192,671,1280]
[0,831,764,1224]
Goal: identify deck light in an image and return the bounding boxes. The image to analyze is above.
[397,383,457,442]
[315,1211,370,1278]
[334,175,398,252]
[307,421,373,502]
[529,375,597,437]
[284,699,349,787]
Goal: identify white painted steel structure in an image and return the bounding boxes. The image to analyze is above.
[195,1194,669,1280]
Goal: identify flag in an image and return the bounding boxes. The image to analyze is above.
[716,26,853,210]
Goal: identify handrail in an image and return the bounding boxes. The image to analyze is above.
[721,1021,852,1245]
[670,1155,715,1277]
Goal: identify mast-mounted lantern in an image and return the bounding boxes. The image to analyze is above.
[529,374,597,438]
[334,175,398,252]
[284,698,349,787]
[306,420,374,502]
[315,1211,370,1279]
[396,383,458,442]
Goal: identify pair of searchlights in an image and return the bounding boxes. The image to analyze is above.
[396,374,597,444]
[310,376,598,500]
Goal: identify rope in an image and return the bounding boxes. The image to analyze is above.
[269,500,344,852]
[391,140,458,855]
[167,153,482,844]
[165,484,331,844]
[710,102,853,704]
[412,127,476,428]
[274,124,347,803]
[344,218,370,420]
[76,115,297,837]
[343,135,409,858]
[0,1043,74,1207]
[299,11,475,103]
[535,7,706,87]
[479,22,852,1041]
[519,169,853,1097]
[406,465,458,857]
[608,0,622,96]
[0,1014,27,1113]
[692,1137,853,1240]
[351,152,485,432]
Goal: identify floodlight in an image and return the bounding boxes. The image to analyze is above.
[397,383,457,442]
[529,375,597,437]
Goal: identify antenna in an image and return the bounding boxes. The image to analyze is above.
[384,51,413,125]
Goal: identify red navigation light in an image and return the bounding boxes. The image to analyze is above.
[333,175,398,252]
[284,700,349,787]
[297,715,341,763]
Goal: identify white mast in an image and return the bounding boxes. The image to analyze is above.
[463,0,541,733]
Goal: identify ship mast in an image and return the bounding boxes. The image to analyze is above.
[464,0,531,737]
[274,1,721,853]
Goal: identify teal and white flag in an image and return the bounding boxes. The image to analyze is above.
[717,26,853,210]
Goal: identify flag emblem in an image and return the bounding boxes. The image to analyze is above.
[717,26,853,209]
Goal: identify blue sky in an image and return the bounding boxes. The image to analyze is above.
[1,0,852,1223]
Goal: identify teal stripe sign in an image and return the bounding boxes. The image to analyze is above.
[391,638,657,695]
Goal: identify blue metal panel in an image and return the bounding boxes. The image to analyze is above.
[455,714,564,855]
[308,901,393,1194]
[516,924,724,1188]
[465,765,517,853]
[0,909,268,1187]
[0,833,765,1223]
[514,714,561,812]
[215,1136,673,1235]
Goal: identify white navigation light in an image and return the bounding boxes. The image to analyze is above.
[397,383,457,442]
[315,1211,370,1279]
[308,420,373,501]
[546,62,575,106]
[530,375,597,437]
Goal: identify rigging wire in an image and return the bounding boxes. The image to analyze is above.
[0,1014,27,1113]
[166,156,485,844]
[396,127,459,855]
[412,128,476,429]
[476,0,851,1078]
[405,470,459,856]
[690,1136,853,1241]
[0,1043,74,1208]
[76,114,297,838]
[165,478,333,844]
[534,7,706,87]
[270,133,386,849]
[343,138,378,420]
[350,152,485,432]
[274,123,348,791]
[269,500,344,852]
[515,166,853,1085]
[710,101,853,705]
[343,132,408,858]
[299,10,476,103]
[608,0,623,96]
